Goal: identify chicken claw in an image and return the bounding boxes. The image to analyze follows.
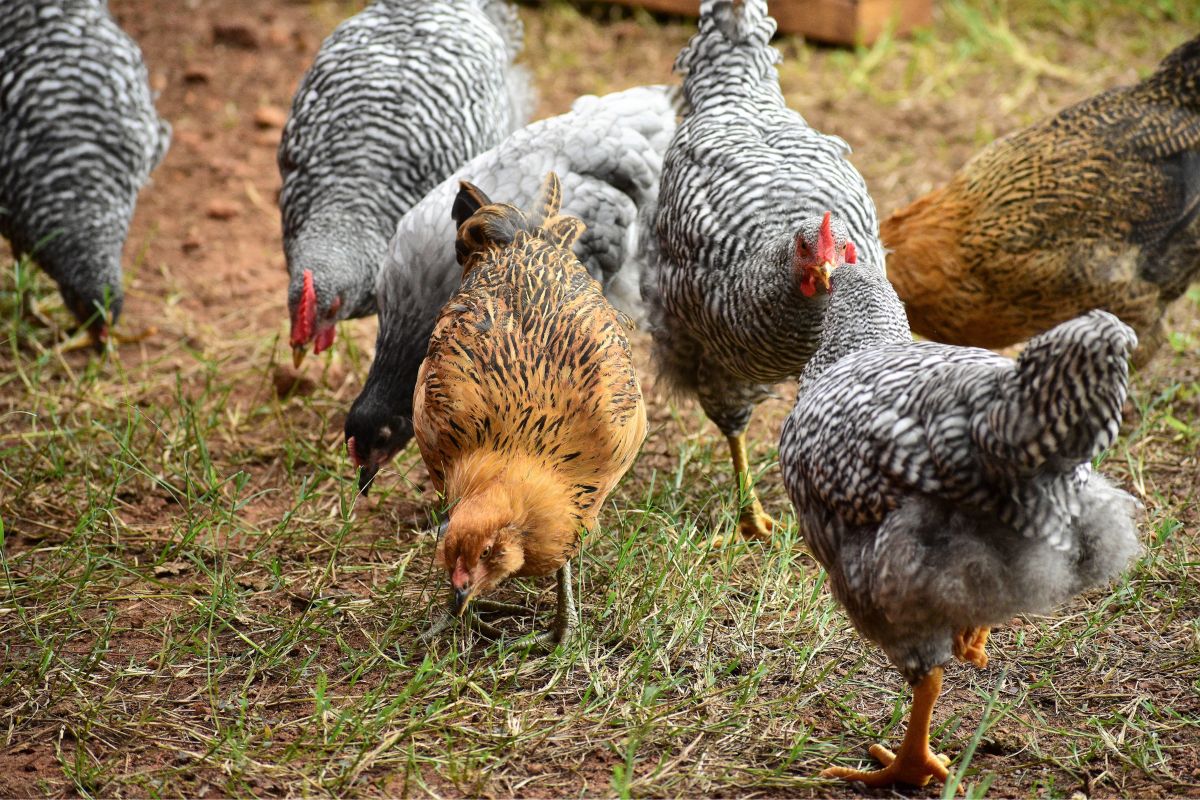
[822,668,955,789]
[953,627,990,669]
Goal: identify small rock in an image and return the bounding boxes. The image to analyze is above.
[182,232,202,253]
[205,200,240,221]
[265,24,292,48]
[173,129,205,150]
[253,105,288,130]
[255,131,280,149]
[212,20,259,49]
[183,64,213,84]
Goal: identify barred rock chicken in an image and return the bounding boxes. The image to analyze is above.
[884,34,1200,366]
[279,0,531,366]
[643,0,883,542]
[414,174,646,646]
[0,0,170,349]
[345,85,674,492]
[780,259,1141,787]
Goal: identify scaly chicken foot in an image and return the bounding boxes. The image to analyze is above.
[953,626,990,669]
[420,603,514,644]
[522,561,578,652]
[822,667,952,788]
[710,432,775,546]
[56,324,158,354]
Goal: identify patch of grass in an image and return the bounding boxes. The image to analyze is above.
[3,0,1200,797]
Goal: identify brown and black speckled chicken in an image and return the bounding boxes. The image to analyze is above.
[884,34,1200,365]
[413,173,647,647]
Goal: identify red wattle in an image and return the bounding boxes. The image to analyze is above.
[313,324,336,354]
[347,436,362,468]
[290,269,317,347]
[845,241,857,264]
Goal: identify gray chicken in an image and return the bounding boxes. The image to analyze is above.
[344,85,676,493]
[0,0,171,348]
[643,0,883,543]
[780,258,1141,787]
[279,0,532,366]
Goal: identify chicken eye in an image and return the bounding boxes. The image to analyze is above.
[481,545,492,559]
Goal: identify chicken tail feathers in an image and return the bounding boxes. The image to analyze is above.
[978,310,1137,472]
[674,0,780,109]
[1141,33,1200,106]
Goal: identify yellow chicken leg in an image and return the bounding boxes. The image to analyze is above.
[953,626,991,669]
[713,432,774,544]
[822,667,952,788]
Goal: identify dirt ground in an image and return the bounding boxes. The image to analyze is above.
[2,0,1199,797]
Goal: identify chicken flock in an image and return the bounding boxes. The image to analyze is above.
[3,0,1196,790]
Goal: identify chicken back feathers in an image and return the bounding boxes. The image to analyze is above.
[345,86,673,482]
[644,0,883,436]
[414,174,647,577]
[0,0,170,336]
[884,33,1200,364]
[782,261,1141,682]
[279,0,530,355]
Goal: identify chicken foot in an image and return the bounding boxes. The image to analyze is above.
[822,667,952,788]
[711,432,775,546]
[523,561,578,652]
[420,563,576,651]
[953,626,990,669]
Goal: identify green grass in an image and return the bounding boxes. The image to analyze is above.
[3,0,1200,796]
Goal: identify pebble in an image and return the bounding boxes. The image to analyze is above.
[253,105,288,130]
[205,200,240,221]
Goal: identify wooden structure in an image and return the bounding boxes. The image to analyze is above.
[605,0,932,46]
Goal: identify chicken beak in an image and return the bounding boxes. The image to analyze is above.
[357,464,378,495]
[292,345,307,368]
[452,586,474,617]
[817,261,834,293]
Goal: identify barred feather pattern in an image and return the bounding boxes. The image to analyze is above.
[643,0,883,436]
[0,0,170,330]
[884,33,1200,365]
[344,86,675,467]
[781,261,1141,682]
[278,0,530,337]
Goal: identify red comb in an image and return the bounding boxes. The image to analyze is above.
[290,269,317,347]
[818,211,834,263]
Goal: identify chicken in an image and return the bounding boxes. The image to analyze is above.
[0,0,170,349]
[279,0,532,366]
[643,0,883,543]
[345,85,674,492]
[779,256,1141,787]
[884,34,1200,367]
[414,173,646,647]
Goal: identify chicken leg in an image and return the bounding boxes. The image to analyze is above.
[723,432,774,543]
[822,667,952,788]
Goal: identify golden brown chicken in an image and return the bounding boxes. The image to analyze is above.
[413,173,647,647]
[884,34,1200,365]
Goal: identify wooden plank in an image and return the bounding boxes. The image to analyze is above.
[604,0,932,45]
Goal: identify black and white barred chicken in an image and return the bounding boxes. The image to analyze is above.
[279,0,532,366]
[345,85,675,492]
[780,259,1141,788]
[643,0,883,542]
[0,0,170,349]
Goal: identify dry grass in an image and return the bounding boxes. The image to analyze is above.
[2,0,1199,797]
